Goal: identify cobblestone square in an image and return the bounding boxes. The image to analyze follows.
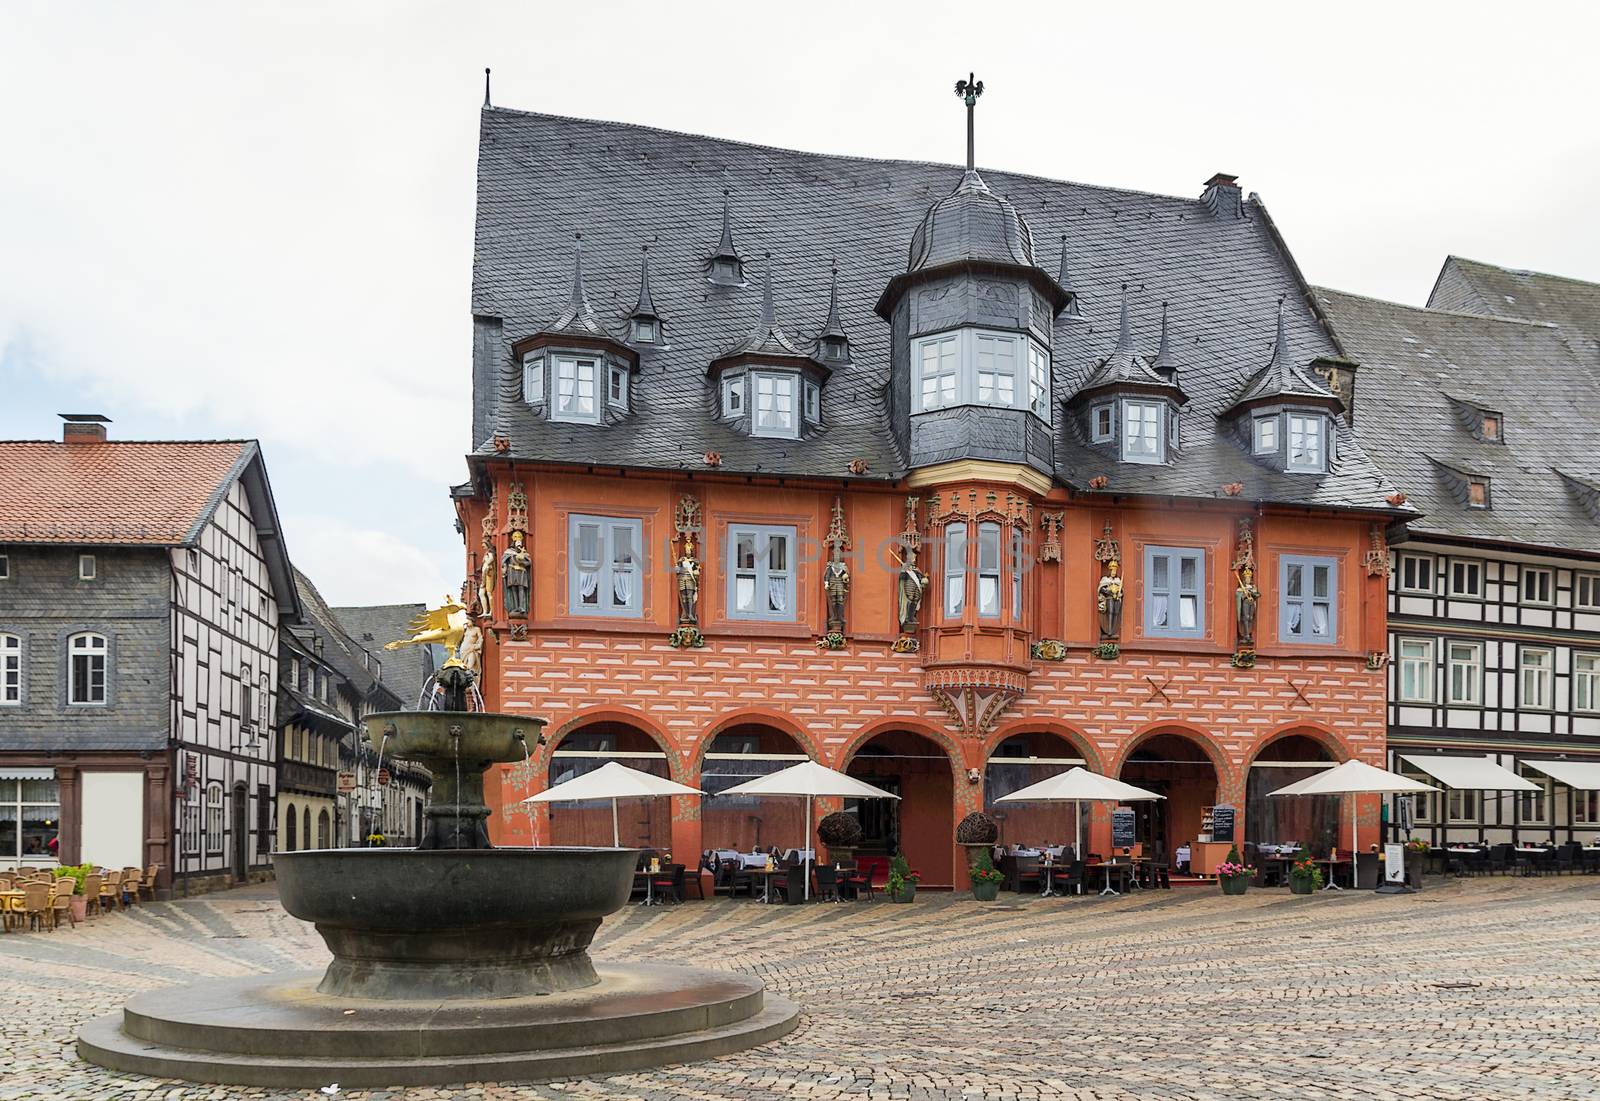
[5,878,1600,1101]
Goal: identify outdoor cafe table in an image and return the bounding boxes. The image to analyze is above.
[1085,860,1135,897]
[0,889,25,930]
[633,869,662,907]
[746,866,786,903]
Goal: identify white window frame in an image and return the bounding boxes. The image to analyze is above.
[1577,788,1600,826]
[568,515,644,618]
[1447,788,1480,825]
[1090,404,1115,443]
[1519,646,1554,710]
[1575,573,1600,611]
[1252,414,1278,455]
[522,353,545,405]
[1286,413,1326,473]
[1449,559,1483,598]
[1280,556,1337,644]
[78,554,96,581]
[1011,528,1025,619]
[0,553,9,580]
[722,373,745,417]
[1121,399,1164,464]
[974,333,1017,408]
[607,364,629,411]
[0,633,19,705]
[915,332,960,412]
[632,317,658,344]
[1397,638,1434,703]
[726,524,797,622]
[1575,652,1600,714]
[240,664,254,731]
[1521,567,1553,606]
[1518,773,1551,825]
[976,522,1002,619]
[205,783,224,856]
[1446,640,1483,706]
[1144,545,1205,639]
[1027,342,1050,416]
[552,355,601,423]
[943,522,967,618]
[750,370,799,439]
[1398,553,1433,595]
[67,631,108,705]
[803,379,821,425]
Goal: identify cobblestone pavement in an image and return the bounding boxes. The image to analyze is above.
[4,876,1600,1100]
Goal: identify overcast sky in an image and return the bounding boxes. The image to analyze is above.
[4,1,1597,606]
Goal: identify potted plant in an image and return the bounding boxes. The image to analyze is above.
[968,848,1004,902]
[886,854,921,903]
[53,863,92,922]
[954,811,999,873]
[1404,837,1430,888]
[817,810,863,868]
[366,832,387,848]
[1216,846,1254,896]
[1288,856,1323,895]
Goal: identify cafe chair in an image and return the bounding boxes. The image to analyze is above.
[1049,860,1084,896]
[649,863,685,904]
[22,882,52,932]
[813,865,842,903]
[1013,855,1043,894]
[839,862,874,901]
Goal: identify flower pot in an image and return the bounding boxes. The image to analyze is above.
[971,880,1000,902]
[1289,877,1314,896]
[70,896,88,923]
[890,885,917,904]
[1220,876,1249,896]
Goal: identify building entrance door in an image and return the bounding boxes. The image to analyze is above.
[231,783,248,882]
[848,777,901,856]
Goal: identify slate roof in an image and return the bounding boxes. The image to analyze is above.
[1428,256,1600,366]
[290,568,401,711]
[471,106,1402,512]
[330,602,435,710]
[1315,286,1600,554]
[0,440,249,545]
[1226,303,1341,411]
[1071,292,1187,402]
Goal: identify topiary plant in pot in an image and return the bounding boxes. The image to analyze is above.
[817,810,863,866]
[955,811,1000,873]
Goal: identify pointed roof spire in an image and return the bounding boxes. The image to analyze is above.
[821,264,847,340]
[1057,235,1082,320]
[1150,302,1177,379]
[712,254,806,365]
[1069,284,1188,405]
[547,234,604,337]
[483,67,492,108]
[1113,283,1133,355]
[631,245,659,320]
[707,190,745,285]
[1225,296,1341,412]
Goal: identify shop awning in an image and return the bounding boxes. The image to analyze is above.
[0,767,53,781]
[1399,754,1538,791]
[1522,760,1600,791]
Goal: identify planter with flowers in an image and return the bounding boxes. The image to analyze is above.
[1404,837,1430,888]
[1288,857,1323,895]
[886,854,921,903]
[53,863,94,922]
[967,848,1004,902]
[1217,847,1255,895]
[366,832,387,848]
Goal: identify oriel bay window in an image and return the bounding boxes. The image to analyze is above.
[1280,556,1336,644]
[1122,400,1163,463]
[568,515,642,617]
[912,329,1051,418]
[68,631,108,704]
[728,525,795,621]
[1144,546,1204,638]
[976,523,1002,618]
[1011,529,1025,618]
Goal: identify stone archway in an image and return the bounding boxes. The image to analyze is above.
[1118,731,1221,863]
[696,723,810,855]
[1246,731,1339,855]
[844,729,959,889]
[983,730,1090,852]
[546,721,673,850]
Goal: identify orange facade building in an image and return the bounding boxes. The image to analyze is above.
[453,99,1405,887]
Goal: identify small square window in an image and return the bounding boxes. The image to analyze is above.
[1091,404,1114,443]
[79,554,97,581]
[0,553,8,580]
[1449,560,1483,598]
[632,318,657,344]
[1577,574,1600,611]
[723,374,745,416]
[1467,480,1489,508]
[1480,414,1501,441]
[1398,553,1432,594]
[1253,415,1278,454]
[1521,567,1553,606]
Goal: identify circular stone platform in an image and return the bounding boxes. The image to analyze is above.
[77,962,799,1089]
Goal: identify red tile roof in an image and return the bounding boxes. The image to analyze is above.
[0,440,251,545]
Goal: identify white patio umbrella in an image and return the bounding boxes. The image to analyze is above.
[994,766,1164,856]
[522,761,703,847]
[716,760,898,900]
[1269,759,1437,889]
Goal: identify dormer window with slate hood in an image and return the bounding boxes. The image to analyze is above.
[1222,300,1342,475]
[629,246,663,345]
[816,265,851,365]
[706,191,745,287]
[513,238,640,425]
[708,259,831,440]
[1067,291,1188,466]
[1446,395,1505,444]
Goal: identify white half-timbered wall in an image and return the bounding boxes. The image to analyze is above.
[169,478,281,882]
[1387,539,1600,844]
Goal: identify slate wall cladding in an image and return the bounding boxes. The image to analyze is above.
[0,545,169,751]
[472,314,504,449]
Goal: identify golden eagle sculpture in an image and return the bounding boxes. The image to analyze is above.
[385,595,470,668]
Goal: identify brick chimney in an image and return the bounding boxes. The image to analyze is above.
[60,413,111,443]
[1200,173,1243,219]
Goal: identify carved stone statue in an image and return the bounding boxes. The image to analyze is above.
[896,552,929,635]
[458,622,484,679]
[1096,558,1124,642]
[824,557,851,635]
[1234,564,1261,649]
[500,530,531,618]
[676,535,701,625]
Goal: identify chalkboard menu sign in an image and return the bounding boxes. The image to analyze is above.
[1210,804,1236,843]
[1111,807,1137,848]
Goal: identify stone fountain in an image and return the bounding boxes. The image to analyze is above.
[78,605,797,1088]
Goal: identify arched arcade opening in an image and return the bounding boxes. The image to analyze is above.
[546,722,673,850]
[1246,732,1339,854]
[1119,731,1219,863]
[845,729,956,889]
[983,731,1089,852]
[698,723,811,854]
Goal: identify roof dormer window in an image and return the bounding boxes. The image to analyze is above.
[1122,399,1164,464]
[711,257,742,285]
[608,364,629,411]
[751,370,798,438]
[1253,414,1278,455]
[722,373,745,417]
[821,334,848,362]
[1468,479,1490,508]
[631,317,658,344]
[522,353,544,405]
[1091,404,1114,443]
[803,379,821,424]
[1481,414,1501,441]
[1286,412,1327,473]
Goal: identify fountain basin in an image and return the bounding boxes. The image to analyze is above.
[275,847,638,999]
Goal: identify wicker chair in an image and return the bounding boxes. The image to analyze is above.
[50,883,75,930]
[81,874,103,919]
[21,882,52,932]
[120,868,145,906]
[98,870,122,913]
